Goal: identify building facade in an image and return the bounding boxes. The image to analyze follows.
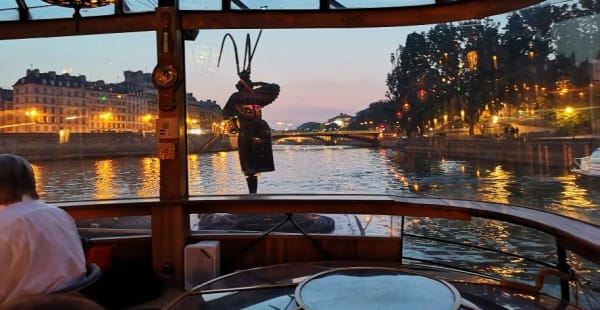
[0,69,223,134]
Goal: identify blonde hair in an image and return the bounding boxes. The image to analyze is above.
[0,154,39,205]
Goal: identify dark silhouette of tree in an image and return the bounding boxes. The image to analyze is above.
[426,23,461,130]
[455,20,503,135]
[349,100,397,131]
[379,0,597,137]
[296,122,322,131]
[386,32,430,136]
[499,13,538,116]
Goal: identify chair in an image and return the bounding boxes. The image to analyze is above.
[51,263,102,294]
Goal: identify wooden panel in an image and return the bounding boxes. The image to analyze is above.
[357,237,401,261]
[89,236,153,263]
[192,235,402,273]
[286,238,326,262]
[62,204,152,219]
[152,204,188,286]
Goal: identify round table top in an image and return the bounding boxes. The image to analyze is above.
[295,267,461,310]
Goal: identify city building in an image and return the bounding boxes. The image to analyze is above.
[0,69,223,134]
[0,88,14,131]
[186,93,223,134]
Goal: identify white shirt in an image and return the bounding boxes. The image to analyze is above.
[0,198,86,304]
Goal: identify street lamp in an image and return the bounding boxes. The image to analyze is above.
[25,108,38,133]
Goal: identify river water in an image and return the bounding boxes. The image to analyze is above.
[29,144,600,301]
[33,144,600,224]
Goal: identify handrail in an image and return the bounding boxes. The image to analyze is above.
[60,194,600,265]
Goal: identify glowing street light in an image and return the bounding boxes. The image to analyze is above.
[24,108,38,133]
[142,114,154,123]
[25,108,38,118]
[99,112,112,120]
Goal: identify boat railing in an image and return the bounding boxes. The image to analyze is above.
[60,195,600,307]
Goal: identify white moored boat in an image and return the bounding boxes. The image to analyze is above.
[573,147,600,177]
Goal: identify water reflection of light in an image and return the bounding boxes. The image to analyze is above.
[138,157,159,197]
[551,174,596,219]
[479,165,511,204]
[188,154,200,189]
[490,265,525,279]
[437,160,467,175]
[94,160,116,199]
[212,151,234,194]
[30,163,45,197]
[390,167,410,187]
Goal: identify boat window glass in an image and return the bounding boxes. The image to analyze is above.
[0,32,158,202]
[227,1,318,10]
[183,0,599,226]
[122,0,157,13]
[0,9,18,21]
[0,0,597,221]
[333,0,435,9]
[179,0,221,11]
[0,2,17,10]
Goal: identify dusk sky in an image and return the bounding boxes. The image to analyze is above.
[0,26,429,128]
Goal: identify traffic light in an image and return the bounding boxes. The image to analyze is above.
[456,85,461,93]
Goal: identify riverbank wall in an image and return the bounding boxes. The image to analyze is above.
[396,136,600,169]
[0,133,237,161]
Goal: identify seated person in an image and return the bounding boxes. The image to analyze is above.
[0,154,86,304]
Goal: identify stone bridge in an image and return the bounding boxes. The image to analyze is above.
[271,130,382,146]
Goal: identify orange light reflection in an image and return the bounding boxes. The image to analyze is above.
[138,157,159,197]
[94,159,116,199]
[478,165,511,204]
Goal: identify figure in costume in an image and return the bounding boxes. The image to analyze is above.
[219,31,280,193]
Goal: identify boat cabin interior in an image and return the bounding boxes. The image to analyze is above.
[1,0,599,309]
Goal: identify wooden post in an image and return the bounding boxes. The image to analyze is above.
[151,5,188,288]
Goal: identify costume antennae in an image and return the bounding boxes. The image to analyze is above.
[242,29,263,73]
[243,33,252,73]
[250,29,263,63]
[217,33,241,74]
